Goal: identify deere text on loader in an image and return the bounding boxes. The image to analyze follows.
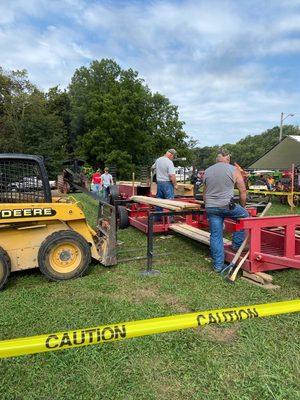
[0,154,117,290]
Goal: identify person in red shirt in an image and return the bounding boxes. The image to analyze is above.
[91,169,102,192]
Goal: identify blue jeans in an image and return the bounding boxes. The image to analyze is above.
[206,205,249,272]
[156,181,174,199]
[156,182,174,217]
[92,183,100,192]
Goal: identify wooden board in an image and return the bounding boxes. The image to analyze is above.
[194,200,205,205]
[255,272,273,283]
[242,271,265,284]
[148,199,199,209]
[131,196,201,210]
[117,181,151,187]
[241,278,280,290]
[170,223,231,246]
[154,197,199,209]
[172,223,231,244]
[130,196,182,211]
[170,224,210,245]
[175,183,194,196]
[118,181,141,186]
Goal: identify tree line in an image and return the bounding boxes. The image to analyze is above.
[1,59,298,179]
[194,125,300,170]
[0,59,192,179]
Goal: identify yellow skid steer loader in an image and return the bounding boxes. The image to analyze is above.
[0,154,117,290]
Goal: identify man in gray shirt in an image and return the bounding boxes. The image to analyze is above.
[152,149,177,200]
[203,149,248,273]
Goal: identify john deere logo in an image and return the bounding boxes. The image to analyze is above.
[0,208,56,219]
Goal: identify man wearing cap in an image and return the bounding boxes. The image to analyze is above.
[152,149,177,200]
[101,167,114,197]
[203,149,248,274]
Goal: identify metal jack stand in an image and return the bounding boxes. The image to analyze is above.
[140,212,161,276]
[140,208,203,277]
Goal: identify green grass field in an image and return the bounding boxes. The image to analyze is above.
[0,195,299,400]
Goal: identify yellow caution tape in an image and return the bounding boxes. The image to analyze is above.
[0,299,299,359]
[248,189,300,196]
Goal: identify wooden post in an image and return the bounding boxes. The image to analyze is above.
[292,163,295,198]
[132,172,135,196]
[288,164,295,210]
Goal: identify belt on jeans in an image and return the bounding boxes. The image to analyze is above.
[205,206,228,209]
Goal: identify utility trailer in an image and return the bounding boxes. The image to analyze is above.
[116,197,300,274]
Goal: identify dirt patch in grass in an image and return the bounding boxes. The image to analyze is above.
[198,325,239,343]
[106,282,155,303]
[130,286,191,313]
[107,281,191,313]
[160,293,190,313]
[132,286,159,302]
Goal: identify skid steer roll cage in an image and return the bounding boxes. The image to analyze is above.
[0,154,52,203]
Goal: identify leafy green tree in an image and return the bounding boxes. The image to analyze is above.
[193,145,219,169]
[0,68,35,151]
[147,93,187,160]
[105,150,133,180]
[46,86,72,153]
[0,68,68,177]
[69,59,191,168]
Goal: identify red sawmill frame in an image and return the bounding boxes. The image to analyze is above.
[126,198,258,234]
[125,198,300,273]
[224,215,300,272]
[127,198,208,234]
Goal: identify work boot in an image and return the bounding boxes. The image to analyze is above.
[213,265,230,274]
[220,264,233,276]
[232,244,249,252]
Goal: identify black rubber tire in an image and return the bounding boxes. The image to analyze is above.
[38,230,91,282]
[109,185,120,205]
[0,247,11,291]
[118,206,129,229]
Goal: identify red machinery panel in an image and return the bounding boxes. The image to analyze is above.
[126,198,300,273]
[224,215,300,272]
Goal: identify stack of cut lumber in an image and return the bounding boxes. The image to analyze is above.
[241,271,279,289]
[130,196,201,211]
[170,223,231,246]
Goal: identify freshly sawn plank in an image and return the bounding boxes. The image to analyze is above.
[170,223,231,245]
[130,196,201,210]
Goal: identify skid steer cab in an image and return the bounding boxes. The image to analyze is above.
[0,154,117,290]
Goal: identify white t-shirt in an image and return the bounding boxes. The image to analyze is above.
[101,173,113,187]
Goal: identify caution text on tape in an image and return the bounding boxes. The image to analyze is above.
[0,299,299,359]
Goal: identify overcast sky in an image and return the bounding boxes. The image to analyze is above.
[0,0,300,146]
